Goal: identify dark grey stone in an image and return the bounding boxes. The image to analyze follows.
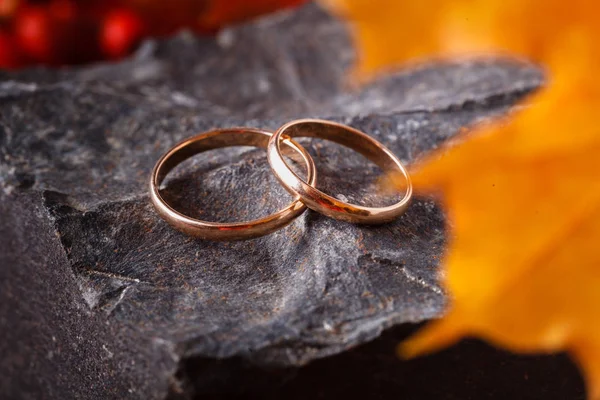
[0,3,561,399]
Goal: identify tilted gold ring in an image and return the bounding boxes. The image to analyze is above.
[267,119,412,224]
[150,128,316,241]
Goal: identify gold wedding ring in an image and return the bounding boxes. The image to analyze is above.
[150,120,412,240]
[150,128,317,241]
[267,119,412,224]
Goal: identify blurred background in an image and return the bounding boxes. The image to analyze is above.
[0,0,307,69]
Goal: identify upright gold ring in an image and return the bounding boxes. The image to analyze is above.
[267,119,412,224]
[150,128,317,241]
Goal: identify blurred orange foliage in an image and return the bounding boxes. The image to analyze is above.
[321,0,600,398]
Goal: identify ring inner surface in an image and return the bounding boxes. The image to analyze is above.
[157,130,312,223]
[277,122,409,208]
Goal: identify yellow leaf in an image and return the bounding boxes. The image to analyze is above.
[320,0,598,79]
[320,0,600,397]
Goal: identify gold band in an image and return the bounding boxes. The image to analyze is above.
[150,128,317,240]
[267,119,412,224]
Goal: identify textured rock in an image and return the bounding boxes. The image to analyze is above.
[0,3,557,399]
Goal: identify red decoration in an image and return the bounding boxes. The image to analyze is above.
[0,0,308,69]
[100,8,145,59]
[0,32,22,68]
[15,6,57,63]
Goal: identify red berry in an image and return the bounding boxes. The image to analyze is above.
[15,3,103,66]
[100,8,146,59]
[0,31,22,69]
[14,6,55,63]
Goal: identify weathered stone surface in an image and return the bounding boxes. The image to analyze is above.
[0,3,572,400]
